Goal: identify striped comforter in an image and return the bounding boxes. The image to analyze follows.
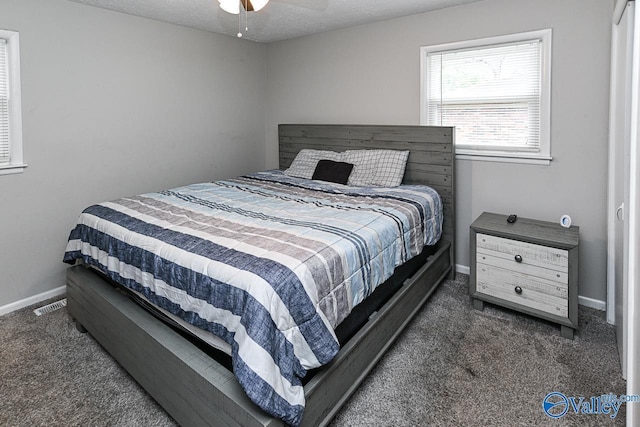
[63,170,442,426]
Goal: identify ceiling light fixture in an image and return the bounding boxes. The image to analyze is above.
[218,0,269,15]
[218,0,269,38]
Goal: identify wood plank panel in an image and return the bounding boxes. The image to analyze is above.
[279,138,452,153]
[471,212,579,250]
[475,280,568,317]
[477,233,568,271]
[476,250,568,284]
[403,170,452,188]
[279,124,454,144]
[404,162,452,175]
[476,262,568,298]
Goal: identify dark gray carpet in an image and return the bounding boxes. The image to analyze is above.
[0,274,626,426]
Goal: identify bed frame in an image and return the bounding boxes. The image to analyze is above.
[66,124,455,426]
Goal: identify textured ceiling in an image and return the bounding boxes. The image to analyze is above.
[67,0,486,43]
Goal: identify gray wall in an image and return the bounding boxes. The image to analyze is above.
[266,0,613,303]
[0,0,614,309]
[0,0,266,308]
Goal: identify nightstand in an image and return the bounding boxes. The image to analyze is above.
[469,212,579,339]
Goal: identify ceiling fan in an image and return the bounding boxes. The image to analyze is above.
[217,0,271,37]
[217,0,328,38]
[218,0,327,15]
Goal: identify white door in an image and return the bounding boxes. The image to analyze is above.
[608,3,640,424]
[609,0,635,378]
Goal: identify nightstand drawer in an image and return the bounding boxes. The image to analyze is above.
[477,233,568,272]
[476,263,568,299]
[475,280,568,317]
[476,250,569,284]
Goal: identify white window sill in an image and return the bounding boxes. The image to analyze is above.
[456,153,552,166]
[0,163,27,175]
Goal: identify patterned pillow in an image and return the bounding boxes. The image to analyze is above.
[284,149,345,179]
[345,150,410,187]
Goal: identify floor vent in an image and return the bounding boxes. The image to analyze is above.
[33,299,67,316]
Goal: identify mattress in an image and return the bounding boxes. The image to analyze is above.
[127,284,233,354]
[63,170,442,426]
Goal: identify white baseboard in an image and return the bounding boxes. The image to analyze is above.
[454,264,606,312]
[578,295,607,311]
[456,264,470,275]
[0,286,66,316]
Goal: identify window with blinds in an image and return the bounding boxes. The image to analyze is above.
[0,38,9,165]
[421,30,552,164]
[0,29,24,175]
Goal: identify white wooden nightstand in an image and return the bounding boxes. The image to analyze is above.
[469,212,579,339]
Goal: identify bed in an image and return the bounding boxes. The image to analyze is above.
[64,124,455,426]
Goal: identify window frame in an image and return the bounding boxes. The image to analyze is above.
[420,29,552,165]
[0,29,25,176]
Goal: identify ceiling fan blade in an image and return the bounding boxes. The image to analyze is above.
[241,0,255,12]
[271,0,328,12]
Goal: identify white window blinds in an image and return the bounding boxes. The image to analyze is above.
[0,38,9,165]
[426,39,543,153]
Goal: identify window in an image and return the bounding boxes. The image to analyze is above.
[0,29,25,175]
[421,29,552,165]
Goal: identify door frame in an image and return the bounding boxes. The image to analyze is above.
[607,0,631,326]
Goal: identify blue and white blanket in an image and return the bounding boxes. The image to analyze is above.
[63,170,442,426]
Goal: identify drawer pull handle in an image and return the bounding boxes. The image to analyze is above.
[515,286,523,295]
[514,255,523,263]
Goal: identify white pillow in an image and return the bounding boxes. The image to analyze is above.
[284,149,345,179]
[345,150,410,187]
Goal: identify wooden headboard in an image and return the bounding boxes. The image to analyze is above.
[278,124,455,267]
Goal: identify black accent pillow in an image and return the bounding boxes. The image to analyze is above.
[312,159,354,185]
